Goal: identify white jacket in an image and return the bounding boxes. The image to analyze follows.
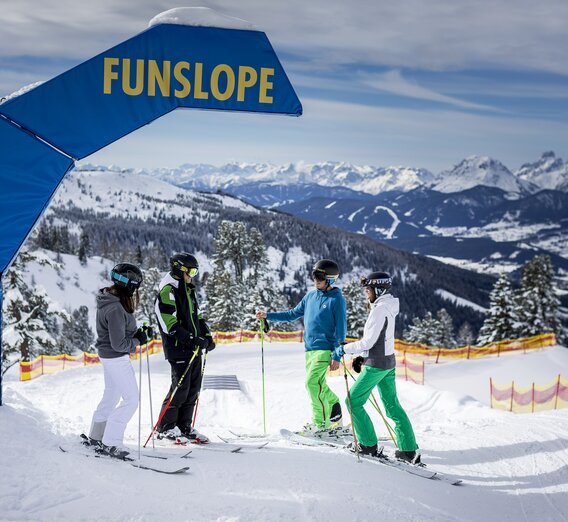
[344,294,399,365]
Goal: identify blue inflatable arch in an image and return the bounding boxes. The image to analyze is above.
[0,12,302,404]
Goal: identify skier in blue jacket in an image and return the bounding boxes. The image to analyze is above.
[257,259,346,433]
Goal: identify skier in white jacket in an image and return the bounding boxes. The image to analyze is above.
[343,271,419,463]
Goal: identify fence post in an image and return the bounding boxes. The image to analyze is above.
[489,378,493,409]
[510,380,514,412]
[422,361,425,385]
[404,356,408,381]
[554,374,561,410]
[466,345,471,360]
[497,343,501,358]
[531,383,535,413]
[435,347,441,364]
[41,355,44,377]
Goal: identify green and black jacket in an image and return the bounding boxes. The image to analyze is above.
[154,273,212,361]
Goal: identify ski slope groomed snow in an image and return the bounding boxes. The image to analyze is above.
[1,343,568,521]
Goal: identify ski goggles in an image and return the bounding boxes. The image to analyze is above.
[312,270,337,283]
[360,276,391,287]
[180,266,199,277]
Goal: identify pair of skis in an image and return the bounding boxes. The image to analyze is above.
[228,429,462,486]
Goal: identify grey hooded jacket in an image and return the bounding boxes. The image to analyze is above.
[95,289,138,359]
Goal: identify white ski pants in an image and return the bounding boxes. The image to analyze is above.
[90,355,138,448]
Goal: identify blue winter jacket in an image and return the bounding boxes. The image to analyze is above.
[267,287,347,361]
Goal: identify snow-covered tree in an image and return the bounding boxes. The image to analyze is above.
[477,273,518,345]
[516,255,559,338]
[403,311,443,346]
[78,230,90,266]
[2,251,69,372]
[204,269,244,331]
[246,227,268,287]
[456,322,474,346]
[342,278,367,337]
[437,308,457,348]
[213,221,248,282]
[241,275,292,331]
[61,306,94,355]
[136,266,163,330]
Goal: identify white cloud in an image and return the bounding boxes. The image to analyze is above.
[362,70,501,112]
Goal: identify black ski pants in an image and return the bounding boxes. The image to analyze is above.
[158,355,203,433]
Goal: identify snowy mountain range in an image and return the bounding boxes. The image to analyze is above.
[77,152,568,286]
[79,151,568,195]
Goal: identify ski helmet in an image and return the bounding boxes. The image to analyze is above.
[110,263,143,295]
[312,259,340,284]
[170,252,199,279]
[360,271,392,296]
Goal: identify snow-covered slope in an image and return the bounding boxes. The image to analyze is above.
[1,343,567,520]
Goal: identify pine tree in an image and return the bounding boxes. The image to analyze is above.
[246,227,268,287]
[477,273,518,345]
[342,278,367,337]
[241,275,292,331]
[61,306,94,354]
[2,252,68,370]
[436,308,456,348]
[456,322,474,346]
[403,311,443,346]
[213,221,248,282]
[78,230,90,266]
[516,255,559,338]
[136,266,163,330]
[204,269,244,331]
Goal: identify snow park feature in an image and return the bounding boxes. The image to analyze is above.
[0,7,302,405]
[3,341,568,519]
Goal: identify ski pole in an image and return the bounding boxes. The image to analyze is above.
[143,346,200,448]
[145,325,155,449]
[137,338,144,461]
[260,319,267,434]
[345,365,397,447]
[191,350,208,428]
[341,355,360,462]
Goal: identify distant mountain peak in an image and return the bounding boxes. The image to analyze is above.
[516,150,567,191]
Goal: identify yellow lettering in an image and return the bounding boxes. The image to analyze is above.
[211,64,235,101]
[237,66,258,102]
[148,60,170,97]
[174,61,191,98]
[194,63,209,100]
[259,68,274,103]
[122,59,145,96]
[103,57,119,94]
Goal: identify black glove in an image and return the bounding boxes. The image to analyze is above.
[260,319,270,333]
[194,336,208,352]
[146,325,155,339]
[133,327,148,345]
[352,356,365,374]
[205,336,216,352]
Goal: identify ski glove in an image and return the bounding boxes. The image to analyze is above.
[352,356,365,374]
[133,327,149,345]
[205,337,216,352]
[260,319,271,333]
[194,336,209,352]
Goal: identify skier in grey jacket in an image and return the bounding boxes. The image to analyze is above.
[88,263,149,459]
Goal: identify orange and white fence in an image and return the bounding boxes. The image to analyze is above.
[18,331,556,382]
[395,333,556,362]
[490,375,568,413]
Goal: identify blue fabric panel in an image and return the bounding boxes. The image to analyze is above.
[0,117,74,273]
[0,25,302,160]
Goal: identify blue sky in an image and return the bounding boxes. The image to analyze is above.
[1,0,567,173]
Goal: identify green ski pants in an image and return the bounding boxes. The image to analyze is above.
[347,366,417,450]
[305,350,340,428]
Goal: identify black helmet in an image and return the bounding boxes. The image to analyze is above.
[110,263,143,295]
[312,259,340,283]
[170,252,199,279]
[360,271,392,295]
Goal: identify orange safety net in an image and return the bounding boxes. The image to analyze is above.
[327,354,425,385]
[490,375,568,413]
[396,332,556,361]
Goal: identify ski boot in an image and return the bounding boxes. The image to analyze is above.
[395,449,421,465]
[95,443,130,460]
[181,427,210,444]
[347,441,383,457]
